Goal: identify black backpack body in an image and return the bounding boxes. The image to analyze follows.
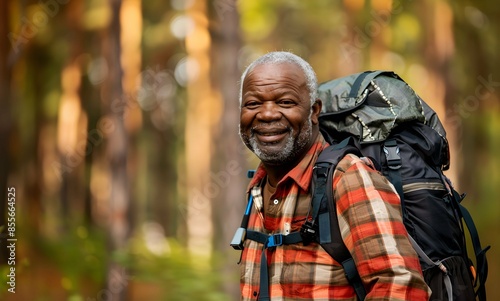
[314,71,490,301]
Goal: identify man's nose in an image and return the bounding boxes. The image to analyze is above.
[257,102,281,121]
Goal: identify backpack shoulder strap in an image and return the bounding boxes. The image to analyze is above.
[451,190,490,301]
[306,137,367,300]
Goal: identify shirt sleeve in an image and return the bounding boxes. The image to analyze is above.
[333,154,431,300]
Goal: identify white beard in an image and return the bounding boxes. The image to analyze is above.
[241,118,313,165]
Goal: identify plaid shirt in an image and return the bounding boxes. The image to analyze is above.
[240,134,430,300]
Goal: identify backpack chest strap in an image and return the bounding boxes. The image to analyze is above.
[246,230,303,248]
[245,230,303,300]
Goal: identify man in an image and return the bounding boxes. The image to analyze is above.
[237,51,430,300]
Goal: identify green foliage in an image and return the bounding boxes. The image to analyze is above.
[114,229,230,301]
[0,258,29,296]
[37,225,108,293]
[238,0,279,41]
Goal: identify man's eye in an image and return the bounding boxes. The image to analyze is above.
[244,101,260,109]
[278,99,295,106]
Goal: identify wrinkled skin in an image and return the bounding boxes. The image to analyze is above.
[239,62,321,185]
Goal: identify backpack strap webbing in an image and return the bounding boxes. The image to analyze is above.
[245,230,303,300]
[321,166,367,301]
[383,139,407,219]
[452,190,490,301]
[348,70,392,98]
[407,234,454,301]
[310,137,367,300]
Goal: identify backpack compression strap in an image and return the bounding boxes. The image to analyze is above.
[452,190,490,301]
[407,235,454,301]
[383,139,407,219]
[348,70,399,99]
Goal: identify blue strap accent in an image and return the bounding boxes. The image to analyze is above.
[244,195,253,216]
[246,231,302,247]
[266,234,283,248]
[245,230,303,299]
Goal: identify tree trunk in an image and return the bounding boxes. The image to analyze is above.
[102,0,130,299]
[209,0,246,298]
[417,0,457,184]
[184,0,216,259]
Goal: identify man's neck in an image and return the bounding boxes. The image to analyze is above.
[263,166,288,188]
[261,131,320,188]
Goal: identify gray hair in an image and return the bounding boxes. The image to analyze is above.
[239,51,318,106]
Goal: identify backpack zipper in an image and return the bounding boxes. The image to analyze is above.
[403,182,445,194]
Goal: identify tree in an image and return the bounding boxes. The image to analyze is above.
[100,0,131,299]
[209,0,246,297]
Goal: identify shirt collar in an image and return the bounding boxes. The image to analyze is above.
[246,134,329,193]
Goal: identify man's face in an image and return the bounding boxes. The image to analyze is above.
[239,62,319,166]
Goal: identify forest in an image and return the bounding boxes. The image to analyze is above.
[0,0,499,300]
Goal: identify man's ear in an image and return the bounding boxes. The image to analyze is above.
[311,99,322,125]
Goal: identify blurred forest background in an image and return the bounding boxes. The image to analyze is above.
[0,0,499,300]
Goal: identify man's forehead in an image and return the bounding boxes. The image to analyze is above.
[244,62,306,84]
[250,61,302,74]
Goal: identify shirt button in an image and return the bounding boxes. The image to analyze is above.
[273,199,279,205]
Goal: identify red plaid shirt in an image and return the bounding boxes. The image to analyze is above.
[240,134,430,300]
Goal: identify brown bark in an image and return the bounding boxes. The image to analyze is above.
[102,0,130,299]
[209,0,245,297]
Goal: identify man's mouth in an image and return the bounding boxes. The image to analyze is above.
[252,128,289,144]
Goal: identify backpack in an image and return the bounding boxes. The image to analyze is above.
[310,71,490,301]
[231,70,490,301]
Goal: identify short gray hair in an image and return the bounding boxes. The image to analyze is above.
[239,51,318,106]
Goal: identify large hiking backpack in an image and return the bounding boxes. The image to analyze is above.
[231,70,490,301]
[311,71,490,301]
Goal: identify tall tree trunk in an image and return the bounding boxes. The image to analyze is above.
[102,0,130,299]
[417,0,457,184]
[56,0,87,229]
[185,0,216,259]
[451,4,491,194]
[209,0,245,297]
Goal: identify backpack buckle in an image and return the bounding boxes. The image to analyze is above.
[313,165,329,178]
[230,227,246,250]
[267,234,283,248]
[300,220,317,246]
[383,144,401,169]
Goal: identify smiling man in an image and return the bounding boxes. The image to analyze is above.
[236,51,430,301]
[239,59,319,181]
